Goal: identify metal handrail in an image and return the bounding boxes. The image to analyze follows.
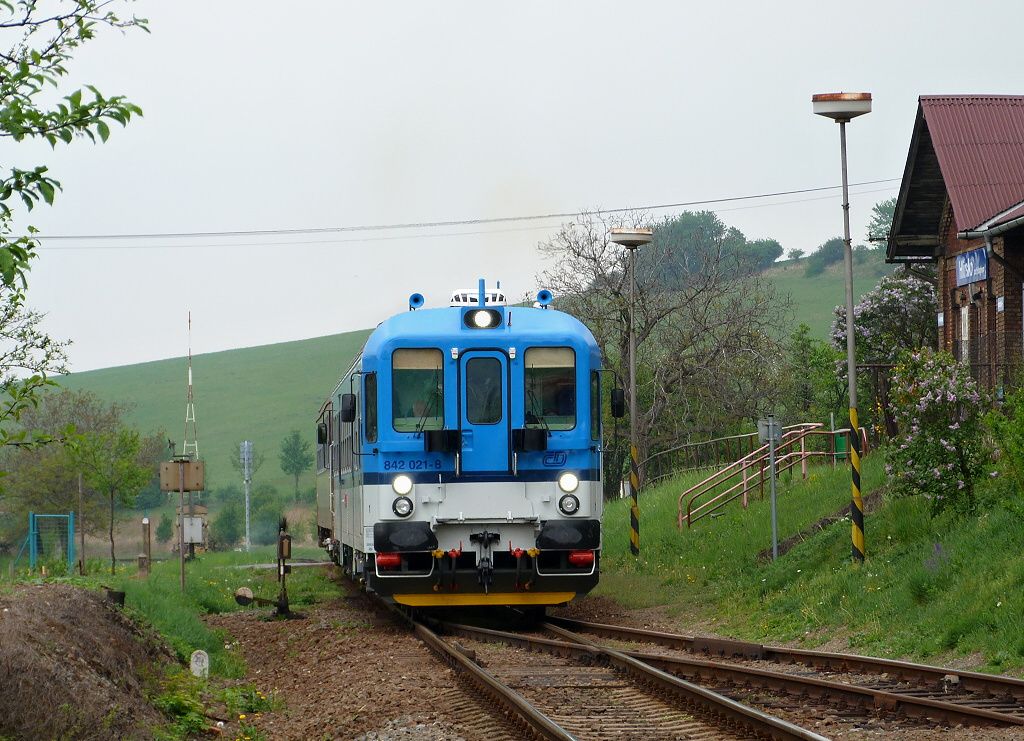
[678,423,822,529]
[649,426,859,488]
[678,425,869,529]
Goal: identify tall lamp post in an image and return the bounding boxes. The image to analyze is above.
[610,227,653,557]
[812,91,872,563]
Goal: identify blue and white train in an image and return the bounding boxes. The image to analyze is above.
[316,280,617,608]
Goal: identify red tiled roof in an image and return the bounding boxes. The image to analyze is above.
[920,95,1024,232]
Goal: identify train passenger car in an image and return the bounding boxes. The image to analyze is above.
[315,281,612,608]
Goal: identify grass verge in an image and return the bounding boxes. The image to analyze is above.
[117,546,335,678]
[598,454,1024,673]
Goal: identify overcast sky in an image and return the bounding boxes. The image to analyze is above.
[15,0,1024,371]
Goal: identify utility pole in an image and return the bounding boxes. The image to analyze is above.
[764,417,780,560]
[241,440,253,551]
[609,227,653,557]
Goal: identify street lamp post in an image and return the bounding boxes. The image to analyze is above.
[812,91,872,563]
[609,227,653,557]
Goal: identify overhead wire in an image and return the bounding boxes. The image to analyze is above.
[33,177,901,245]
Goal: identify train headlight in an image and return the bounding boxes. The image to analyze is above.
[392,474,413,495]
[557,472,579,493]
[558,494,580,516]
[392,496,414,517]
[464,309,501,329]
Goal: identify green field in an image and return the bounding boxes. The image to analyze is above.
[56,256,893,495]
[59,330,371,493]
[765,251,894,339]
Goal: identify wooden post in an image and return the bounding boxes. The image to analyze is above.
[178,460,186,591]
[77,472,85,576]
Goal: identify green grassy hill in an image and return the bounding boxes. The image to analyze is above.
[59,330,371,494]
[765,250,894,339]
[57,254,893,495]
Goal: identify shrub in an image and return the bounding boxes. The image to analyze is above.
[886,348,989,515]
[987,386,1024,493]
[156,513,173,544]
[831,271,938,365]
[210,500,243,549]
[804,237,845,276]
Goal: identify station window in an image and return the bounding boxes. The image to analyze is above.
[364,372,378,443]
[524,347,576,431]
[466,357,502,424]
[392,348,444,432]
[590,371,600,440]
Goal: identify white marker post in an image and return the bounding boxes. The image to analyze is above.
[190,649,209,678]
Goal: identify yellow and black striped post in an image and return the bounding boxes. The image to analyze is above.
[629,443,640,556]
[849,408,865,562]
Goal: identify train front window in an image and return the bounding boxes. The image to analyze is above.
[392,348,444,432]
[524,347,576,431]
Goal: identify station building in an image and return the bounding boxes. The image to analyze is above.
[887,95,1024,391]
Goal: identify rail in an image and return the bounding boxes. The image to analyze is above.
[677,423,869,529]
[549,616,1024,725]
[440,620,828,740]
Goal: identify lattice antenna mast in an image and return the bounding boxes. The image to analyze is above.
[182,311,200,460]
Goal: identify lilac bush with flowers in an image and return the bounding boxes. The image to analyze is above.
[831,271,938,365]
[887,348,989,515]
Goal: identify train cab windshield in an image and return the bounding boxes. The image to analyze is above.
[524,347,576,430]
[392,348,444,432]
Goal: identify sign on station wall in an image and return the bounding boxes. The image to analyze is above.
[956,247,988,287]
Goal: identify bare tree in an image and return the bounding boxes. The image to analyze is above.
[539,210,790,494]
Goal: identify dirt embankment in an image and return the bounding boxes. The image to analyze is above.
[206,582,498,741]
[0,584,172,741]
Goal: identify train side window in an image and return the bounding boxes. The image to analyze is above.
[364,373,378,443]
[392,348,444,432]
[590,371,600,440]
[524,347,576,431]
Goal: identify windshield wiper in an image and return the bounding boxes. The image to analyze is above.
[415,371,441,435]
[526,386,550,433]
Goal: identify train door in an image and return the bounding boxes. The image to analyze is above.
[460,351,509,472]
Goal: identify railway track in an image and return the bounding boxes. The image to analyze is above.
[408,613,826,740]
[543,616,1024,729]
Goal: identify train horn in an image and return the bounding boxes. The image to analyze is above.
[536,289,553,307]
[408,293,425,311]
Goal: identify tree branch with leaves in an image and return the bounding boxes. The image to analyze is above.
[0,0,145,459]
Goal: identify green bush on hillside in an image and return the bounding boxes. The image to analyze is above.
[804,237,845,276]
[987,385,1024,495]
[210,500,243,549]
[156,513,173,544]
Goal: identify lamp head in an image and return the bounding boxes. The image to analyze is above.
[812,92,872,122]
[609,227,653,249]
